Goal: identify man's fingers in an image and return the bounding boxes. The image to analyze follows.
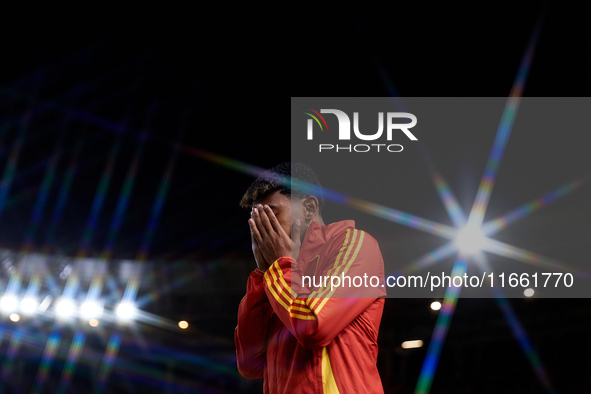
[252,206,267,238]
[257,205,274,234]
[264,205,285,234]
[249,218,263,244]
[249,223,258,245]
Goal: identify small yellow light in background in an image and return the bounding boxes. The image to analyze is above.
[524,288,534,297]
[401,340,423,349]
[89,319,100,327]
[430,301,442,311]
[178,320,189,329]
[9,313,20,322]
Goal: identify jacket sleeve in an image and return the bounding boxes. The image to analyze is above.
[262,229,386,349]
[235,268,274,379]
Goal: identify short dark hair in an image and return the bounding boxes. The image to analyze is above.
[239,162,324,212]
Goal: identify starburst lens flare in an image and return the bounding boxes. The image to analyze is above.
[455,225,486,256]
[80,300,103,319]
[55,298,75,318]
[116,301,137,321]
[20,297,37,314]
[0,295,18,313]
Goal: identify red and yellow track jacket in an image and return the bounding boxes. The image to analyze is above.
[235,220,387,393]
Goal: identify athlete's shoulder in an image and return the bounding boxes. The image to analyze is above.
[326,222,380,253]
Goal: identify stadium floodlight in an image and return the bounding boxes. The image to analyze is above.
[0,295,18,313]
[401,340,424,349]
[116,301,137,321]
[524,288,535,297]
[20,297,38,314]
[55,298,76,318]
[80,300,104,319]
[455,224,486,256]
[178,320,189,329]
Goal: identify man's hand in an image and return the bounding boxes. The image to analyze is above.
[249,204,302,264]
[250,223,270,271]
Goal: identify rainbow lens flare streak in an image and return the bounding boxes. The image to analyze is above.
[0,328,25,386]
[431,171,466,228]
[79,136,122,256]
[32,330,61,394]
[483,238,591,280]
[376,54,470,232]
[89,134,145,303]
[62,135,121,309]
[94,134,180,389]
[467,24,540,230]
[42,136,85,251]
[0,111,28,221]
[136,260,219,308]
[22,131,65,250]
[399,241,458,275]
[474,254,556,393]
[94,333,122,394]
[56,331,86,394]
[103,135,145,259]
[481,176,588,236]
[15,131,68,306]
[414,13,547,393]
[23,267,43,304]
[493,292,556,394]
[415,261,466,394]
[178,145,459,240]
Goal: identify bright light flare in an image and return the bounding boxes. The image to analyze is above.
[9,313,20,322]
[524,288,535,297]
[402,340,424,349]
[430,301,442,311]
[89,319,100,327]
[178,320,189,329]
[38,295,52,312]
[20,297,38,314]
[81,300,104,319]
[0,295,18,313]
[56,298,76,318]
[116,301,137,321]
[455,225,486,256]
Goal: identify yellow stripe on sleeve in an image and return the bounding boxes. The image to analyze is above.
[307,229,354,308]
[264,274,291,312]
[314,231,365,314]
[264,259,319,321]
[291,306,313,313]
[309,230,359,309]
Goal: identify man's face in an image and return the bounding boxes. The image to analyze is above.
[252,190,305,238]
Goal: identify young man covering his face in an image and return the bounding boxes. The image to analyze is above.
[235,162,386,393]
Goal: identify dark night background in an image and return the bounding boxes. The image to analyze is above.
[0,2,589,393]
